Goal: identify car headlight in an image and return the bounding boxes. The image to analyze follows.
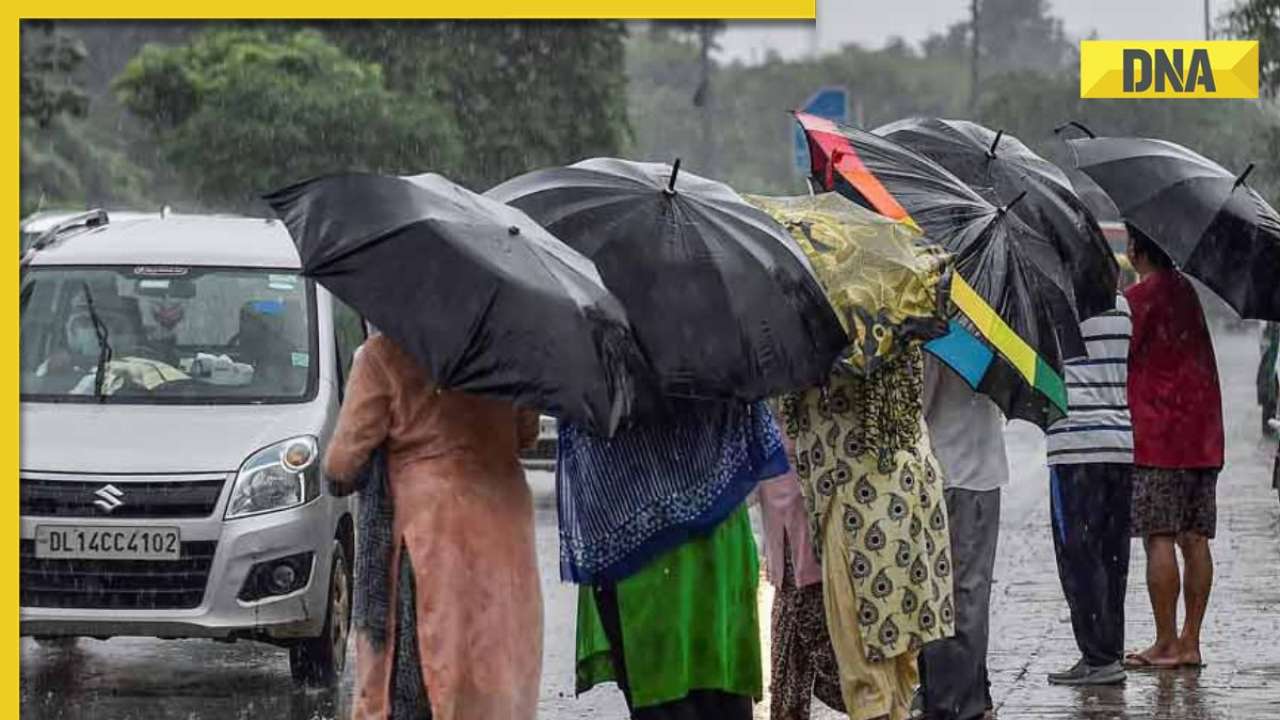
[225,436,321,519]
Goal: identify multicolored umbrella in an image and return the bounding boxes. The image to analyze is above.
[745,193,951,375]
[796,112,1076,427]
[875,117,1119,320]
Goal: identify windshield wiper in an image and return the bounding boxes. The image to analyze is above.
[80,283,113,402]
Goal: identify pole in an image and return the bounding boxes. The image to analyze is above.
[970,0,981,114]
[1204,0,1211,39]
[699,23,715,177]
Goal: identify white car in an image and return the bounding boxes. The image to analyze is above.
[20,210,359,685]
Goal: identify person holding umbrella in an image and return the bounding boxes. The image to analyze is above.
[323,330,544,719]
[1044,289,1135,686]
[917,355,1006,720]
[1122,224,1224,670]
[567,398,788,719]
[753,194,956,720]
[1065,135,1280,659]
[748,193,955,720]
[491,158,840,719]
[266,172,649,720]
[755,426,846,720]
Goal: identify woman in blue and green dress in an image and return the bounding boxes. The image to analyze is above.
[559,398,788,718]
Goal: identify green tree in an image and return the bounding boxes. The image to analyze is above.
[20,21,153,215]
[977,68,1280,206]
[650,21,725,176]
[114,29,462,210]
[627,33,969,194]
[1225,0,1280,96]
[324,21,631,190]
[21,22,89,128]
[923,0,1072,95]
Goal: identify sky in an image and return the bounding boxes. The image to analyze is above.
[717,0,1245,65]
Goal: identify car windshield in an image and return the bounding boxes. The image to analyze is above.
[21,266,316,404]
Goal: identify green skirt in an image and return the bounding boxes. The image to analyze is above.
[575,505,763,709]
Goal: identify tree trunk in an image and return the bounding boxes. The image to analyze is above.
[699,23,715,177]
[970,0,981,114]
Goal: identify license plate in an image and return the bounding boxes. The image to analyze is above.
[34,525,181,560]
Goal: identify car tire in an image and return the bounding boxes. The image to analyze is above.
[289,540,352,686]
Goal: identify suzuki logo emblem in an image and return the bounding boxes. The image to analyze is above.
[94,484,125,513]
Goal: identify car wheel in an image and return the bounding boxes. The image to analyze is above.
[289,540,352,686]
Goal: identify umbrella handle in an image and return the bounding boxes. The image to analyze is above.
[825,148,847,190]
[1234,162,1256,189]
[1052,121,1097,139]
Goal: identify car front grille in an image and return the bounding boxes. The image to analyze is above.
[20,540,217,610]
[20,477,225,518]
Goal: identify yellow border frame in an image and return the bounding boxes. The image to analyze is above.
[9,5,815,715]
[24,2,816,19]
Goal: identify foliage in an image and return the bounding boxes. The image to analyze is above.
[627,35,969,195]
[21,117,152,216]
[114,29,462,210]
[922,0,1073,75]
[324,21,631,190]
[977,68,1280,207]
[1224,0,1280,96]
[21,22,89,128]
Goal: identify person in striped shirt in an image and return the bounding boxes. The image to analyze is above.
[1044,295,1134,686]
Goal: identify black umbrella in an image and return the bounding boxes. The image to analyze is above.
[797,112,1084,428]
[876,117,1118,320]
[264,172,643,435]
[487,157,848,402]
[1066,134,1280,321]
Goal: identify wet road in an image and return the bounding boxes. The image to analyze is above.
[21,326,1280,719]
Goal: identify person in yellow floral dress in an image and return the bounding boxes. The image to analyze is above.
[779,347,955,720]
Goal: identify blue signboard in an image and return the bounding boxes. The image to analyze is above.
[793,86,849,175]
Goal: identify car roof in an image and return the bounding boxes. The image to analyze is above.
[21,209,162,233]
[26,216,301,269]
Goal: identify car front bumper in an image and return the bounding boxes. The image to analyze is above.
[21,493,340,643]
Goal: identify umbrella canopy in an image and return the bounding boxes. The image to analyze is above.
[745,193,952,375]
[487,157,848,402]
[1066,135,1280,321]
[796,112,1082,427]
[264,172,643,436]
[875,117,1118,320]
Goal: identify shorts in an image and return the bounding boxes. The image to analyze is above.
[1130,467,1219,539]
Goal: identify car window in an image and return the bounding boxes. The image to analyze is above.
[333,297,365,394]
[20,266,317,404]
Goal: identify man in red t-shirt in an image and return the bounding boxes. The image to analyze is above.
[1122,224,1224,670]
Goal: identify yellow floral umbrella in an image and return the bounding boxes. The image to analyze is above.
[747,193,952,375]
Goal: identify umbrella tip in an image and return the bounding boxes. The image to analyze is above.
[987,129,1004,158]
[665,158,682,196]
[508,225,520,235]
[998,190,1029,216]
[1234,162,1256,189]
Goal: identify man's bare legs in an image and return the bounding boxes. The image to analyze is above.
[1127,535,1182,667]
[1176,532,1213,666]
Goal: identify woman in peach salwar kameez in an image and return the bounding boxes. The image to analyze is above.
[324,334,543,720]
